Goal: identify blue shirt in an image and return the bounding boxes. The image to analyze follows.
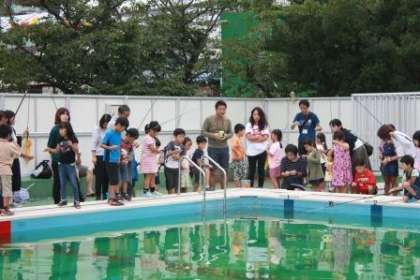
[293,112,319,142]
[102,129,122,163]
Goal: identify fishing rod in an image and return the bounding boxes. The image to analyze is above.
[353,97,383,126]
[14,91,28,115]
[137,99,158,129]
[303,187,403,214]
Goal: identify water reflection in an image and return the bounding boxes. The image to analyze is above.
[0,219,420,279]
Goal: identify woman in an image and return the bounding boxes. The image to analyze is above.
[47,108,84,204]
[329,119,371,172]
[246,107,270,188]
[91,114,112,200]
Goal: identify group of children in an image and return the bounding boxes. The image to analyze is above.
[2,104,420,214]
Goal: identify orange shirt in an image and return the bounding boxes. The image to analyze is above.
[231,135,245,161]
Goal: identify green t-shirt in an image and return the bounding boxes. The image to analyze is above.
[47,125,60,163]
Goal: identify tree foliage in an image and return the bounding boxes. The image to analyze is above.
[223,0,420,97]
[0,0,233,95]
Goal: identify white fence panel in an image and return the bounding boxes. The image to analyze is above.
[1,94,353,175]
[352,92,420,171]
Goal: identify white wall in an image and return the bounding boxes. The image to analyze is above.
[0,94,352,175]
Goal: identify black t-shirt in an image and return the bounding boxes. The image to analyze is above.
[192,149,204,165]
[58,138,77,164]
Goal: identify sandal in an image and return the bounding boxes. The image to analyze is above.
[2,207,14,216]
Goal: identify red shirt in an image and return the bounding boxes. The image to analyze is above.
[353,169,376,194]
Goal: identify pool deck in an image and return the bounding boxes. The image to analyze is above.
[1,188,419,222]
[1,188,420,244]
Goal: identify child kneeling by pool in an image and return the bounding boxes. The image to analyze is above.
[389,155,420,202]
[352,160,377,194]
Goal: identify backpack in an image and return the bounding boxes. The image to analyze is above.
[31,160,52,179]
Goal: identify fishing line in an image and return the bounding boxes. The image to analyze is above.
[137,99,158,129]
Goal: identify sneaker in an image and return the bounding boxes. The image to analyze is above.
[2,208,14,216]
[109,199,124,206]
[122,193,131,201]
[74,201,81,209]
[152,191,162,197]
[58,200,68,207]
[116,193,123,201]
[144,191,153,198]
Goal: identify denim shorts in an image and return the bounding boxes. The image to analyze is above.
[120,162,132,183]
[207,147,229,171]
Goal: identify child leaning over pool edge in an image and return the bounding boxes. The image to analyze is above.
[389,155,420,202]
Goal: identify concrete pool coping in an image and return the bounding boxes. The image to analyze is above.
[2,188,419,222]
[1,188,420,244]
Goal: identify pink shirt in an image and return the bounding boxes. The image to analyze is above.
[140,134,158,174]
[268,142,284,169]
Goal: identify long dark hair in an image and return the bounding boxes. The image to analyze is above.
[55,107,71,125]
[58,122,77,142]
[316,132,328,151]
[3,110,15,125]
[249,107,268,131]
[99,114,112,129]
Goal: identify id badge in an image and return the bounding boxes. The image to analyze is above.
[302,129,308,135]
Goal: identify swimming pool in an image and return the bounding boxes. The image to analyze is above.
[1,189,420,279]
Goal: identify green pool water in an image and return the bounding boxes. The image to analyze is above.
[1,218,419,279]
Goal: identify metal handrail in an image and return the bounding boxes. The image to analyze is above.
[204,155,227,217]
[178,156,208,216]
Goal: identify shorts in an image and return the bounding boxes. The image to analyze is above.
[359,184,377,195]
[0,175,12,198]
[207,147,229,171]
[232,159,248,181]
[309,178,324,186]
[106,162,120,186]
[120,162,132,183]
[404,184,420,200]
[269,167,280,179]
[164,167,179,191]
[191,167,201,185]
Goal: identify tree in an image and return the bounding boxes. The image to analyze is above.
[223,0,420,97]
[0,0,233,95]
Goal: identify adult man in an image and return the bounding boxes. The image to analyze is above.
[108,105,131,129]
[202,100,233,190]
[291,100,322,156]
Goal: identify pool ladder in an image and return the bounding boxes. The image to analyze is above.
[177,155,228,218]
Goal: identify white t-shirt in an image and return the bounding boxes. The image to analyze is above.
[245,123,270,156]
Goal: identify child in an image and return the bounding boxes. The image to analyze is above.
[268,129,284,188]
[331,131,352,193]
[325,150,333,192]
[389,155,420,202]
[140,121,161,197]
[0,125,21,215]
[231,124,248,188]
[316,133,328,173]
[352,160,377,194]
[47,123,82,209]
[280,144,307,190]
[101,117,129,206]
[164,128,186,194]
[304,139,324,191]
[180,137,193,193]
[413,131,420,172]
[377,128,399,195]
[120,128,140,200]
[192,135,211,192]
